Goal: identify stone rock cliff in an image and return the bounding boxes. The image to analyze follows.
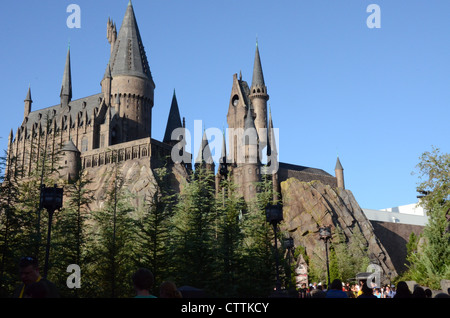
[280,178,397,281]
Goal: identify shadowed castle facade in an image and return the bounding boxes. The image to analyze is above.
[5,1,345,206]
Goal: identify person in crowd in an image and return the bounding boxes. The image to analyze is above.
[412,286,426,298]
[298,283,310,298]
[310,285,326,298]
[393,281,411,298]
[326,279,348,298]
[159,281,182,298]
[357,282,377,298]
[132,268,157,298]
[13,256,59,298]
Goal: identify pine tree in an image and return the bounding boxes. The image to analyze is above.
[168,166,216,292]
[133,166,176,291]
[236,174,278,297]
[89,162,136,297]
[0,152,23,296]
[51,167,94,297]
[212,178,246,297]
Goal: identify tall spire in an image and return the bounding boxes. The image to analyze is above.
[60,47,72,106]
[196,130,214,166]
[107,1,153,83]
[335,156,345,189]
[220,129,227,164]
[24,85,32,119]
[163,89,183,144]
[251,40,265,88]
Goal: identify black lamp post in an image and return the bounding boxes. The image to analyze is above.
[284,237,294,290]
[39,184,63,278]
[319,226,332,287]
[266,203,283,291]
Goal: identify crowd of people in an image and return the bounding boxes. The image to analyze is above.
[9,256,450,299]
[297,279,450,298]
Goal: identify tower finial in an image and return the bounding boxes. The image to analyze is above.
[60,46,72,106]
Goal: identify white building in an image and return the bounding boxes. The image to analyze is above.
[363,201,428,226]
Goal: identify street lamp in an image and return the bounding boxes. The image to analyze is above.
[284,237,294,291]
[319,226,332,287]
[266,203,283,291]
[39,184,63,278]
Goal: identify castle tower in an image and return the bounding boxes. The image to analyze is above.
[195,130,215,174]
[61,140,81,184]
[107,18,117,55]
[249,41,269,148]
[335,156,345,189]
[240,105,260,201]
[267,107,279,202]
[215,130,228,196]
[101,64,112,106]
[104,0,155,143]
[24,86,32,119]
[60,47,72,107]
[163,90,183,145]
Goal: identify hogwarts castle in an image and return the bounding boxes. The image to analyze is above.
[5,1,345,207]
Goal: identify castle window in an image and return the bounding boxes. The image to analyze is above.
[81,137,88,152]
[142,148,148,157]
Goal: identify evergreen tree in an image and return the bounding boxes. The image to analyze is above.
[51,167,94,297]
[236,174,278,297]
[133,166,176,291]
[89,162,136,297]
[211,178,246,297]
[0,152,22,296]
[168,166,216,292]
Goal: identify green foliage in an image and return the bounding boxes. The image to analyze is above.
[404,147,450,289]
[87,165,136,298]
[168,166,217,291]
[133,166,177,292]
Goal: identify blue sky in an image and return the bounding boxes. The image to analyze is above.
[1,0,449,210]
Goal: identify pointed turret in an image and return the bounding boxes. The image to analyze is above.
[267,107,279,202]
[163,90,183,144]
[24,85,32,119]
[60,47,72,107]
[101,64,112,105]
[107,1,153,83]
[251,41,265,88]
[249,41,269,147]
[335,156,345,189]
[106,1,155,142]
[220,130,227,165]
[195,130,214,172]
[244,105,258,146]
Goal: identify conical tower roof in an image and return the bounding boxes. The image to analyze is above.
[163,90,182,143]
[107,1,154,84]
[335,156,344,170]
[196,130,214,164]
[25,85,32,102]
[60,47,72,101]
[251,41,265,88]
